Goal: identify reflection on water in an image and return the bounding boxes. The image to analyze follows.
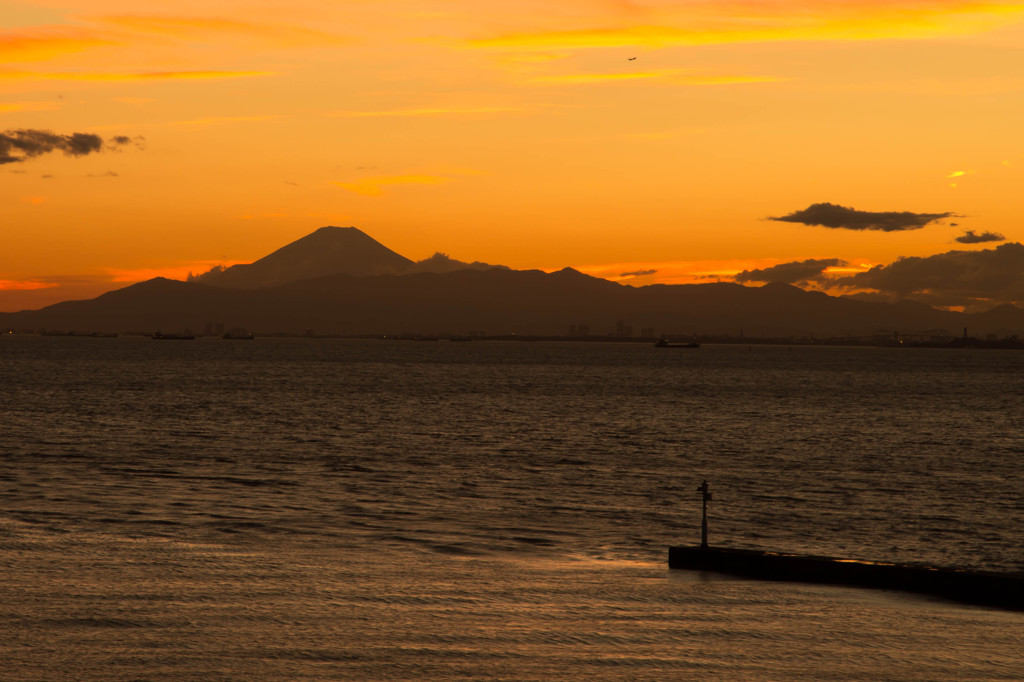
[1,337,1022,679]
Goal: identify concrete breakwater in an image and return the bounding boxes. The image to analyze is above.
[669,546,1024,611]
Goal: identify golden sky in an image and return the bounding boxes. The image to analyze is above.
[3,0,1024,311]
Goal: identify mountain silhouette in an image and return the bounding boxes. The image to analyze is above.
[3,227,1024,338]
[190,226,414,288]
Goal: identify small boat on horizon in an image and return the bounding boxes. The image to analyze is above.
[655,338,700,348]
[152,332,195,340]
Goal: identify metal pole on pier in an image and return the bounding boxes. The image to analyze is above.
[698,480,712,549]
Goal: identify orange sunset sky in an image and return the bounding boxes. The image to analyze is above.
[3,0,1024,312]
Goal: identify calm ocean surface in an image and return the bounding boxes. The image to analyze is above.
[1,336,1022,680]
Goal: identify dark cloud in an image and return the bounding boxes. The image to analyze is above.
[835,242,1024,310]
[0,129,136,165]
[955,230,1004,244]
[620,269,657,277]
[769,202,958,232]
[412,253,508,274]
[735,258,846,285]
[118,135,146,150]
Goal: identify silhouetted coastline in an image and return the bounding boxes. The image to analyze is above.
[4,228,1024,341]
[7,328,1024,349]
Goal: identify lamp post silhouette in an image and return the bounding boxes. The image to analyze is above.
[697,480,712,549]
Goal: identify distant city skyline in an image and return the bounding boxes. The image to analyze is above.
[4,0,1024,312]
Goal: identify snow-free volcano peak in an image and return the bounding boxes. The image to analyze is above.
[190,226,415,289]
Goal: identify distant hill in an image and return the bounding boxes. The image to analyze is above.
[3,226,1024,338]
[4,266,1023,338]
[190,226,415,288]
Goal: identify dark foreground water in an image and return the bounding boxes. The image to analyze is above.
[1,336,1022,680]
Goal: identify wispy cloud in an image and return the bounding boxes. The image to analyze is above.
[0,26,113,63]
[734,258,849,285]
[0,101,61,114]
[624,128,707,141]
[332,174,453,196]
[0,15,342,88]
[467,2,1024,51]
[103,261,247,283]
[619,268,658,278]
[570,258,773,284]
[0,279,59,291]
[946,168,979,188]
[328,106,525,118]
[1,15,344,62]
[94,15,348,47]
[570,256,880,287]
[532,69,783,86]
[169,114,285,127]
[824,77,1024,97]
[0,69,274,82]
[237,212,290,220]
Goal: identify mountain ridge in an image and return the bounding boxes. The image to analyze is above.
[3,227,1023,338]
[189,225,509,289]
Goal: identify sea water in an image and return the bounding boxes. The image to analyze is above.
[1,336,1022,680]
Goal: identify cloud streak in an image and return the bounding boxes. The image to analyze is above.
[466,1,1024,51]
[169,114,284,127]
[0,129,136,165]
[0,279,59,291]
[769,202,959,232]
[95,15,348,47]
[735,258,848,284]
[332,174,453,196]
[570,258,767,284]
[1,16,344,66]
[328,106,524,118]
[955,230,1005,244]
[836,242,1024,309]
[0,101,61,114]
[531,69,783,86]
[0,69,274,82]
[0,27,112,63]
